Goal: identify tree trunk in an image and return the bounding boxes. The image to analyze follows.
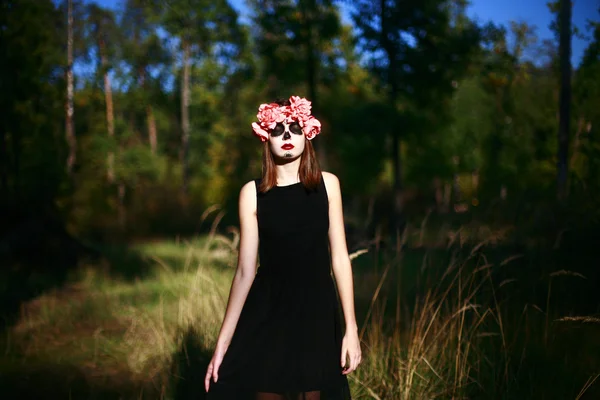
[66,0,76,176]
[139,68,158,154]
[0,126,7,193]
[100,38,115,184]
[557,0,571,201]
[147,105,158,154]
[181,41,191,196]
[434,177,445,213]
[381,0,404,235]
[471,169,479,202]
[569,116,584,168]
[391,128,403,233]
[443,182,451,211]
[12,125,21,196]
[118,182,126,228]
[302,0,326,169]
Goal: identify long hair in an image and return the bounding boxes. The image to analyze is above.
[259,139,322,193]
[258,98,322,193]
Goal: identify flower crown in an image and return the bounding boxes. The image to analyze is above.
[251,96,321,142]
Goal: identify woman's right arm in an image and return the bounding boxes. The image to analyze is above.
[205,181,259,391]
[214,180,259,351]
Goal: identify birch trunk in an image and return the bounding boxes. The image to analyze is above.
[99,38,115,183]
[147,106,158,154]
[139,68,158,154]
[66,0,76,175]
[181,41,191,196]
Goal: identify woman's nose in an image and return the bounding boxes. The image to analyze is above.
[283,130,291,140]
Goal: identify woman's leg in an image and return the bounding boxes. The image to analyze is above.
[296,391,321,400]
[255,392,286,400]
[255,391,321,400]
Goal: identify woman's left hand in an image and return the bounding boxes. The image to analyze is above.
[340,329,362,375]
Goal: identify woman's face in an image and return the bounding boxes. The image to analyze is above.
[268,120,306,160]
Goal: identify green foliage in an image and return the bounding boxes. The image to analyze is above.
[149,0,243,55]
[448,77,492,171]
[571,19,600,202]
[85,3,121,67]
[250,0,341,94]
[3,2,600,398]
[2,0,600,237]
[324,90,390,195]
[0,0,65,205]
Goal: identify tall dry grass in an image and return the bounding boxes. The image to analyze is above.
[349,228,508,399]
[349,220,600,399]
[3,207,599,399]
[4,207,240,397]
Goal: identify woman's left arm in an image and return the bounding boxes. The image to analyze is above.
[323,171,362,375]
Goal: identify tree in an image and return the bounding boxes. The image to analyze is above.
[57,0,87,178]
[572,12,600,200]
[66,0,76,176]
[85,4,120,183]
[476,22,544,200]
[121,0,169,155]
[0,0,64,203]
[351,0,480,233]
[297,0,340,168]
[557,0,572,201]
[148,0,242,197]
[250,0,341,168]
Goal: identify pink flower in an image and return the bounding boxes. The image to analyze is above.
[251,96,321,142]
[302,116,321,140]
[257,103,285,129]
[281,105,294,119]
[252,122,269,142]
[289,96,312,121]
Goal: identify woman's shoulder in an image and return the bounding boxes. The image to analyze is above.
[321,171,341,198]
[321,171,340,187]
[239,179,259,198]
[238,180,259,214]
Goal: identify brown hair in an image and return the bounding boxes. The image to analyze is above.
[257,98,322,193]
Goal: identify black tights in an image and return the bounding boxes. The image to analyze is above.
[255,391,321,400]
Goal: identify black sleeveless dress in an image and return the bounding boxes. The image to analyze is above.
[206,176,352,400]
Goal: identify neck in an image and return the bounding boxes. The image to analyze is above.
[274,156,301,185]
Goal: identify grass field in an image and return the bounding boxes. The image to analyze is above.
[1,218,599,399]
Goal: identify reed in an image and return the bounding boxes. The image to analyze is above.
[1,208,598,399]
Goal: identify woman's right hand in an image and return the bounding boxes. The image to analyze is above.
[205,345,227,393]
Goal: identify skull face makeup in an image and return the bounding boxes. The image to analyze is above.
[268,120,306,160]
[270,121,303,137]
[251,96,322,142]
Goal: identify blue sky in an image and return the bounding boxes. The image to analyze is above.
[467,0,596,66]
[91,0,597,66]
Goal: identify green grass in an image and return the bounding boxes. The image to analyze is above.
[1,223,599,399]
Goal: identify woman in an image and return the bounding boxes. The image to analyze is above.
[205,96,361,400]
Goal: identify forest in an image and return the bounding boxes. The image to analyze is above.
[1,0,600,398]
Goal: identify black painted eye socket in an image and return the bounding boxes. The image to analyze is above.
[289,122,303,135]
[271,123,285,136]
[271,122,304,137]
